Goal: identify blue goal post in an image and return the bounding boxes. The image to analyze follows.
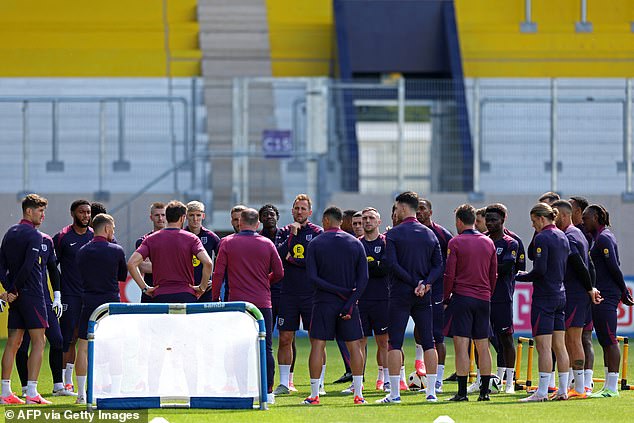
[86,302,268,410]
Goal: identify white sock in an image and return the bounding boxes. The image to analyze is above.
[437,364,445,386]
[584,369,594,390]
[574,369,584,394]
[26,381,38,398]
[1,380,11,397]
[558,372,569,395]
[567,368,574,389]
[496,367,506,381]
[607,372,619,392]
[400,366,406,383]
[426,374,437,397]
[53,382,64,391]
[310,379,320,398]
[319,365,326,388]
[377,367,384,382]
[65,363,74,387]
[279,365,290,388]
[77,375,87,399]
[550,370,556,387]
[505,368,515,386]
[383,367,390,383]
[389,375,400,399]
[352,375,363,397]
[111,375,122,395]
[537,372,550,396]
[475,369,481,385]
[289,372,294,385]
[415,344,424,361]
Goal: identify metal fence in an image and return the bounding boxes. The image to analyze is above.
[467,78,633,197]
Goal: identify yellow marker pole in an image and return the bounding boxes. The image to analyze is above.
[617,336,630,390]
[526,338,535,388]
[515,338,524,387]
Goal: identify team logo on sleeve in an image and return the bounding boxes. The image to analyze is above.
[306,234,313,241]
[603,248,609,257]
[374,246,382,254]
[192,255,201,267]
[447,248,451,255]
[293,244,305,259]
[367,256,375,262]
[496,247,503,255]
[41,244,47,252]
[201,236,207,244]
[519,253,525,261]
[511,250,517,257]
[536,247,542,258]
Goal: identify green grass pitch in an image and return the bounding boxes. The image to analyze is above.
[1,336,632,422]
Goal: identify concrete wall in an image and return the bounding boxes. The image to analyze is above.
[331,192,634,275]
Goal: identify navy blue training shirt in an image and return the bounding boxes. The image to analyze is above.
[563,224,591,297]
[0,219,44,297]
[359,234,389,300]
[54,225,94,296]
[306,228,368,315]
[384,216,443,298]
[591,226,627,299]
[276,221,323,296]
[76,236,127,297]
[516,224,569,299]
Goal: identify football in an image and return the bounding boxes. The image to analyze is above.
[408,371,427,391]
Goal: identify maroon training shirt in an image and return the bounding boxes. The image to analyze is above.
[136,228,205,296]
[211,230,284,308]
[443,229,497,302]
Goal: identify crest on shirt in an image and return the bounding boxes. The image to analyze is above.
[374,246,382,254]
[603,248,609,257]
[306,234,313,241]
[201,236,207,244]
[41,243,47,252]
[536,247,542,258]
[496,247,503,255]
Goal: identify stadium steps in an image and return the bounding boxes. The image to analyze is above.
[198,0,283,212]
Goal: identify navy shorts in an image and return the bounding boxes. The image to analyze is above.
[8,295,48,330]
[309,302,363,342]
[359,299,389,337]
[388,294,433,351]
[565,294,592,329]
[18,302,63,353]
[197,289,213,303]
[153,292,198,303]
[278,294,313,332]
[79,295,118,340]
[491,302,514,335]
[444,294,491,340]
[592,297,619,347]
[432,301,445,343]
[60,294,82,351]
[531,296,565,337]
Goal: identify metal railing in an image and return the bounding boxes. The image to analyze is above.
[0,95,191,198]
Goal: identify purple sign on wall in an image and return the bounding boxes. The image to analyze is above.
[262,130,292,158]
